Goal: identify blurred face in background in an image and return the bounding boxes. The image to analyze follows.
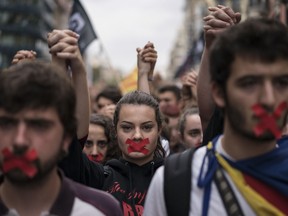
[83,123,108,163]
[158,91,180,117]
[95,97,113,113]
[181,114,202,148]
[94,97,116,119]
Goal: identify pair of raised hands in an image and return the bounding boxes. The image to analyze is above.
[11,30,84,72]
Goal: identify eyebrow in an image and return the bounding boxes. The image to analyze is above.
[0,116,55,124]
[121,121,154,124]
[188,129,201,132]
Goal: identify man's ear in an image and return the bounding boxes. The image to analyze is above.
[62,135,73,153]
[211,82,225,108]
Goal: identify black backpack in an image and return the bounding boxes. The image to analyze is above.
[164,148,195,216]
[164,147,244,216]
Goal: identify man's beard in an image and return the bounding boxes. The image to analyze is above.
[4,147,66,186]
[226,101,283,142]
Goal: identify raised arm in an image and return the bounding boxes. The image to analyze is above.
[197,5,241,131]
[137,41,157,94]
[181,69,198,109]
[47,29,90,139]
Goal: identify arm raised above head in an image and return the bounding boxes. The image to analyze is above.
[47,29,90,139]
[137,41,157,94]
[197,5,241,131]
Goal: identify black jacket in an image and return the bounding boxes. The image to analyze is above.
[58,137,164,216]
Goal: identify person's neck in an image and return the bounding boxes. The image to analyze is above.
[0,168,61,216]
[221,123,277,161]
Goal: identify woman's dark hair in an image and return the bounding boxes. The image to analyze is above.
[95,85,123,104]
[90,113,115,144]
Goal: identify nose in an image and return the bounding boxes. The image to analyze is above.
[91,144,98,156]
[14,122,29,147]
[260,81,276,109]
[133,128,143,140]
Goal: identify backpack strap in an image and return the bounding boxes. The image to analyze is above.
[214,165,244,216]
[164,148,195,216]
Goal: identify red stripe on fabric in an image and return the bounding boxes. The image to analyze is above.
[243,173,288,213]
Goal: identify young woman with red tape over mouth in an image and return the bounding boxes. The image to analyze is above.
[59,42,166,216]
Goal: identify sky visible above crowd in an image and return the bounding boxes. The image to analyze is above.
[82,0,185,76]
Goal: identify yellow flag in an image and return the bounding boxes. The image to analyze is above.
[119,67,138,94]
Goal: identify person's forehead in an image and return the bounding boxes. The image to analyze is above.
[0,107,59,119]
[88,124,107,139]
[158,91,177,99]
[118,104,156,121]
[230,56,288,77]
[120,104,154,112]
[89,123,105,133]
[185,115,201,127]
[97,97,114,105]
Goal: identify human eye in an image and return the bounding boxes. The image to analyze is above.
[274,76,288,89]
[120,124,133,132]
[97,140,108,149]
[237,76,259,89]
[85,140,93,148]
[188,129,201,137]
[142,124,154,132]
[165,99,170,103]
[98,104,104,109]
[0,117,18,130]
[26,119,53,131]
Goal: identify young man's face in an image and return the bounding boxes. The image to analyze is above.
[158,91,180,116]
[95,97,114,113]
[0,108,71,183]
[215,56,288,140]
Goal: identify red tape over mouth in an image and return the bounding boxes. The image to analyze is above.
[87,153,104,163]
[252,101,288,139]
[125,138,150,154]
[2,148,38,178]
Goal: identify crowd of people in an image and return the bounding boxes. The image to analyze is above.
[0,3,287,216]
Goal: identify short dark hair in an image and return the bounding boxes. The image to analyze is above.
[0,61,77,137]
[95,85,123,104]
[157,85,181,101]
[113,90,165,158]
[210,18,288,92]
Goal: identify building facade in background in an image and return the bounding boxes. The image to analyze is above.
[0,0,71,69]
[169,0,287,79]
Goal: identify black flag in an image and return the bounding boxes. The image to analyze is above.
[69,0,97,53]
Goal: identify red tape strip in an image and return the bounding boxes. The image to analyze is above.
[125,138,150,155]
[87,153,104,163]
[2,148,38,178]
[252,101,288,139]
